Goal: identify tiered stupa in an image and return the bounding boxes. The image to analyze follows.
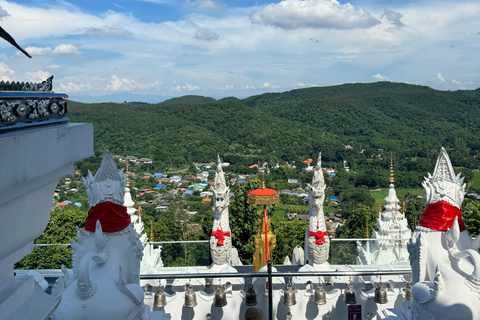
[123,165,163,273]
[357,156,411,266]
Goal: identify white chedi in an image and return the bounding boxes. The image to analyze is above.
[124,186,164,272]
[51,151,151,320]
[304,153,330,267]
[404,148,480,320]
[357,183,411,266]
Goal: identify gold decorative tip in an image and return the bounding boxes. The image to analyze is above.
[126,161,130,187]
[389,153,394,183]
[262,174,266,189]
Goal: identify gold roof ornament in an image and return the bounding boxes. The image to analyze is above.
[247,175,280,206]
[126,161,130,187]
[389,153,394,184]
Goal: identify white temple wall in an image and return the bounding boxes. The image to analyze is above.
[0,123,93,320]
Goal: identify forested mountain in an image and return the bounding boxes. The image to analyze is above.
[68,81,480,177]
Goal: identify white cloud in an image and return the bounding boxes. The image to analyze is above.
[45,65,66,72]
[174,83,200,91]
[24,71,51,83]
[373,73,389,81]
[185,0,221,9]
[58,82,90,93]
[251,0,379,30]
[106,75,161,92]
[24,46,53,55]
[437,72,446,83]
[194,29,219,41]
[23,44,79,56]
[262,82,280,89]
[0,62,14,81]
[52,44,80,55]
[85,26,132,37]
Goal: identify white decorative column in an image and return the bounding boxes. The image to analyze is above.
[0,122,93,319]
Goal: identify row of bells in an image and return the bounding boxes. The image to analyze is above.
[154,281,413,308]
[343,281,413,305]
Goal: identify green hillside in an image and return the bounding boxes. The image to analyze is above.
[68,82,480,188]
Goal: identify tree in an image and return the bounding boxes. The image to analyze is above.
[229,178,261,264]
[271,218,308,264]
[15,207,88,270]
[404,192,425,231]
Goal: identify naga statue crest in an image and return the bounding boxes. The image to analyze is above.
[422,148,466,209]
[305,153,330,266]
[406,148,480,320]
[83,151,127,208]
[210,155,233,266]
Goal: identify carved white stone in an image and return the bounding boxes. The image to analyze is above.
[403,148,480,320]
[52,151,160,320]
[210,155,233,266]
[83,150,127,208]
[304,153,330,266]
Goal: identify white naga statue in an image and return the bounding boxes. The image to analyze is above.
[406,148,480,320]
[304,153,330,267]
[52,151,150,320]
[210,156,233,267]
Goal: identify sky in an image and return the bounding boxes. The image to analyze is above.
[0,0,479,103]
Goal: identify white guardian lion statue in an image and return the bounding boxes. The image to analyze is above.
[407,148,480,320]
[51,151,150,320]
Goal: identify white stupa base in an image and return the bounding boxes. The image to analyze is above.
[0,275,61,320]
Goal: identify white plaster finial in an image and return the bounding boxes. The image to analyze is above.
[423,147,466,208]
[310,152,325,191]
[83,150,127,208]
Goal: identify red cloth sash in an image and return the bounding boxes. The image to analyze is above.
[84,201,131,233]
[309,230,328,245]
[419,200,466,232]
[211,228,231,246]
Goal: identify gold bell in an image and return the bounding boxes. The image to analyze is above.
[283,283,297,306]
[313,284,327,305]
[184,285,198,308]
[245,284,258,306]
[154,286,167,308]
[343,281,356,305]
[214,286,227,307]
[404,282,412,301]
[374,282,388,304]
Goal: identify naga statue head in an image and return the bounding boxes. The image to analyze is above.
[423,148,466,209]
[213,155,230,210]
[307,152,326,208]
[83,150,127,208]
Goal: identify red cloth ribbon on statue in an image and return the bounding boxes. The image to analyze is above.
[211,228,231,246]
[419,200,466,232]
[84,201,131,233]
[309,230,329,245]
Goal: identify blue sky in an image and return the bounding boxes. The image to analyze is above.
[0,0,479,103]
